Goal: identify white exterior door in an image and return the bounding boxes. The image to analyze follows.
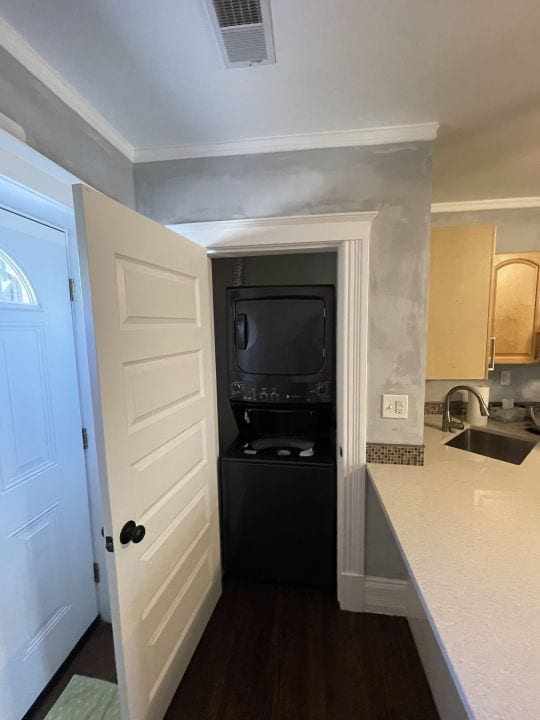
[74,186,221,720]
[0,207,97,720]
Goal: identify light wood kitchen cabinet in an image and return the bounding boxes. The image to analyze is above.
[491,251,540,364]
[426,225,496,380]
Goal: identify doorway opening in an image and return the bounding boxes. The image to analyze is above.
[172,213,372,612]
[211,251,338,588]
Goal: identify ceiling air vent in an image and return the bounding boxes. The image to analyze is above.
[205,0,276,68]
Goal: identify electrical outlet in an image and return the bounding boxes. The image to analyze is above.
[500,370,511,386]
[382,394,409,419]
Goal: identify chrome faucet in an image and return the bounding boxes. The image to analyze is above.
[442,385,490,432]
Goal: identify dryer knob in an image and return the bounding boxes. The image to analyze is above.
[259,391,268,400]
[270,392,279,401]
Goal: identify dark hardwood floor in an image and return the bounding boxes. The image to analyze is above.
[23,618,117,720]
[24,581,439,720]
[164,580,438,720]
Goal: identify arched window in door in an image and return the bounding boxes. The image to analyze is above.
[0,248,37,305]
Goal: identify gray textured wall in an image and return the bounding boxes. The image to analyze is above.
[428,208,540,402]
[0,47,135,207]
[136,142,434,446]
[365,479,408,579]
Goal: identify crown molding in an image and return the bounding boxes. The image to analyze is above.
[431,197,540,213]
[0,22,438,165]
[0,110,26,142]
[0,18,134,161]
[133,122,439,163]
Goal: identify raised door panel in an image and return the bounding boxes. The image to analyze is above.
[11,503,69,658]
[492,252,540,364]
[0,324,55,491]
[426,225,495,380]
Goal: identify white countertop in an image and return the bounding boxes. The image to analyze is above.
[368,417,540,720]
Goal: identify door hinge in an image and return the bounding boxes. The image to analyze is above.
[68,277,76,302]
[93,562,101,584]
[82,427,89,450]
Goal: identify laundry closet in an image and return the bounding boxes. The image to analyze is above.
[211,252,338,588]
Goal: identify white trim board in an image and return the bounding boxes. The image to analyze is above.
[364,576,409,616]
[133,122,439,162]
[0,110,26,143]
[168,211,378,251]
[0,18,133,160]
[0,128,81,208]
[432,197,540,213]
[172,211,373,613]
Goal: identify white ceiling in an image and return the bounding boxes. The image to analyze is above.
[0,0,539,200]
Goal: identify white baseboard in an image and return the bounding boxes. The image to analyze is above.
[338,572,366,612]
[364,575,409,616]
[338,574,410,615]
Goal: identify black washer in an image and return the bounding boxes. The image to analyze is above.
[219,437,336,588]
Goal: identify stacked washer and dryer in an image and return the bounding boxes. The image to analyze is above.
[219,285,337,587]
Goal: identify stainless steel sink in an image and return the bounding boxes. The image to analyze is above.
[445,428,536,465]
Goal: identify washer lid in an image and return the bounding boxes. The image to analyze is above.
[250,436,314,451]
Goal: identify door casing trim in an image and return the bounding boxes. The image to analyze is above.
[169,212,374,612]
[0,174,111,620]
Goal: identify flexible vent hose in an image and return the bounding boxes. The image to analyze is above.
[232,257,244,286]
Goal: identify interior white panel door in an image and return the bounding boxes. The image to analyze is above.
[0,207,97,720]
[73,186,221,720]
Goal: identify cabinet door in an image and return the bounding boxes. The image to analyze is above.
[492,252,540,364]
[426,225,495,380]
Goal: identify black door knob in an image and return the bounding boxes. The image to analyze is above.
[119,520,146,545]
[132,524,146,544]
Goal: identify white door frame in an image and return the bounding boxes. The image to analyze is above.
[0,127,115,619]
[169,212,375,612]
[0,173,111,620]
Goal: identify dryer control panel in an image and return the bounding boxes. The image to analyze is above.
[229,378,332,404]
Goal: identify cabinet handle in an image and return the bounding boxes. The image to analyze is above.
[488,336,496,371]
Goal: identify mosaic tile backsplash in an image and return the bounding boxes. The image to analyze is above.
[424,400,468,418]
[366,443,425,466]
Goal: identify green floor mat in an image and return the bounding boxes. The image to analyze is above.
[45,675,120,720]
